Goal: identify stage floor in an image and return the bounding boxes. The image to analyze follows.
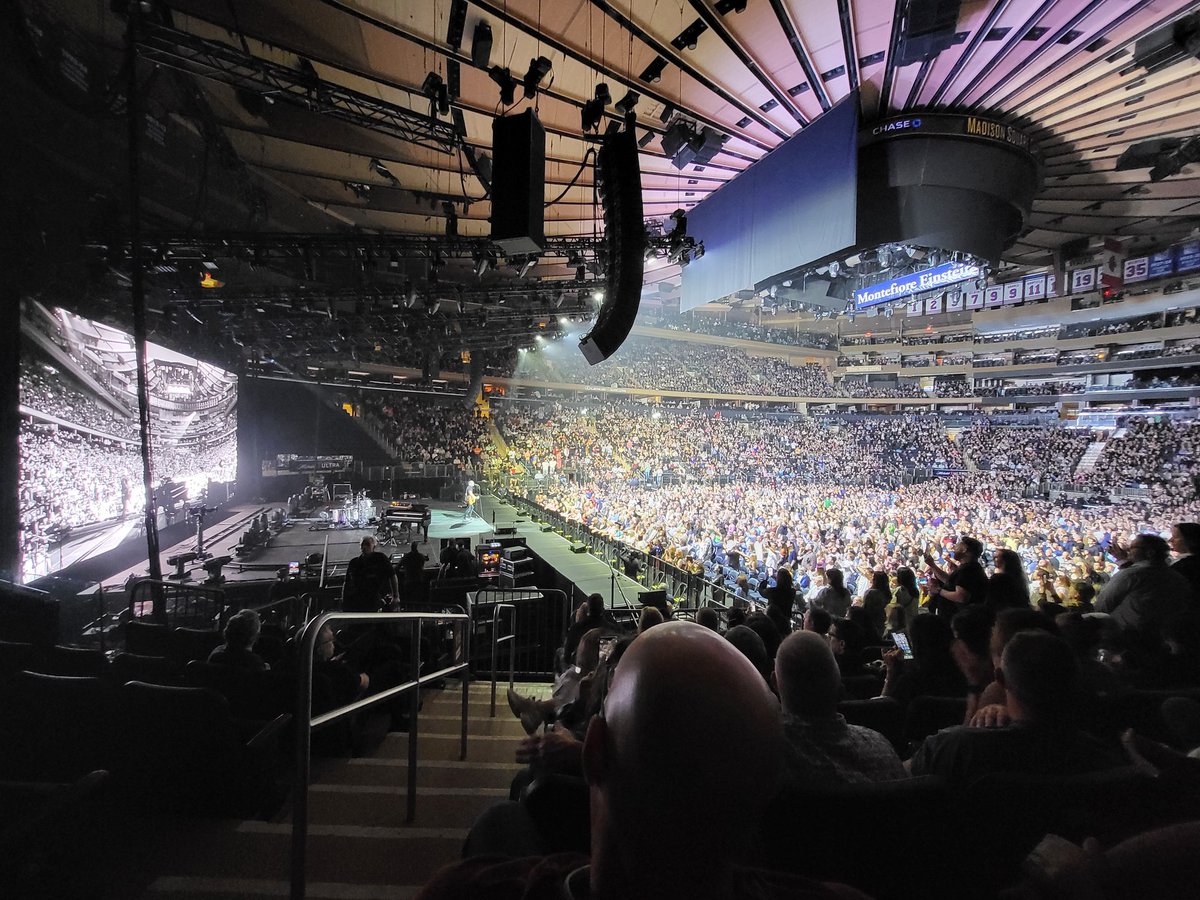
[101,499,493,588]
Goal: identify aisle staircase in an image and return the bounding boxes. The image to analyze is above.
[1074,439,1108,476]
[135,680,549,899]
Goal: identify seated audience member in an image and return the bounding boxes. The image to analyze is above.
[973,607,1059,717]
[1095,534,1193,635]
[743,611,784,663]
[637,605,665,633]
[695,606,721,632]
[207,608,269,672]
[509,628,608,734]
[908,631,1124,788]
[892,567,920,625]
[1003,821,1200,900]
[1054,612,1125,696]
[884,602,908,637]
[1068,580,1096,613]
[988,548,1031,611]
[312,623,369,714]
[419,622,869,900]
[775,631,907,787]
[882,613,966,705]
[803,606,833,637]
[859,570,891,641]
[1169,522,1200,600]
[563,593,619,666]
[828,617,871,678]
[726,624,773,684]
[950,605,997,724]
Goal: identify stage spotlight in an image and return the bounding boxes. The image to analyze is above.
[582,97,605,132]
[523,56,552,99]
[615,90,639,116]
[474,253,491,277]
[639,57,666,83]
[518,256,537,277]
[369,158,397,183]
[489,66,517,105]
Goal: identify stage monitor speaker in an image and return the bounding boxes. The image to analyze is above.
[638,589,669,615]
[491,110,545,254]
[580,127,645,365]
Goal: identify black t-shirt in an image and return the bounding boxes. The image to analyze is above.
[344,551,394,611]
[933,560,988,615]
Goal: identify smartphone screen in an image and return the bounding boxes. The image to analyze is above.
[892,631,914,660]
[288,561,300,576]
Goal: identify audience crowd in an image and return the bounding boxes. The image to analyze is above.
[357,393,487,466]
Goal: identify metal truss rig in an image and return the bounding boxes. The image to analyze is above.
[92,232,679,263]
[135,21,462,154]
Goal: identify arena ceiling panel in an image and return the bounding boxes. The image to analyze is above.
[15,0,1200,346]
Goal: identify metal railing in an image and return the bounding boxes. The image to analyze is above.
[290,609,470,900]
[127,578,229,629]
[489,603,516,717]
[471,587,571,680]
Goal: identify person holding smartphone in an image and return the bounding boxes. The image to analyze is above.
[923,536,988,617]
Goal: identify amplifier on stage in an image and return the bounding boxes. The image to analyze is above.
[499,551,534,589]
[475,542,502,579]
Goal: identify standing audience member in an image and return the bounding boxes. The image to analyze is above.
[925,536,989,616]
[1095,533,1193,635]
[1169,522,1200,602]
[342,536,398,612]
[859,571,891,641]
[813,568,852,618]
[988,548,1031,611]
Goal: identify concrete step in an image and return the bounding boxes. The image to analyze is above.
[375,731,520,763]
[299,784,508,828]
[316,757,516,790]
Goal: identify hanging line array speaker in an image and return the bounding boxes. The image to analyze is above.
[580,127,645,365]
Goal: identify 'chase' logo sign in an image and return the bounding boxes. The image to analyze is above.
[872,118,922,136]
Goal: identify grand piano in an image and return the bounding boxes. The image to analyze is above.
[383,501,431,541]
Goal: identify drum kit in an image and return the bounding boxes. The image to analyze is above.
[315,489,375,529]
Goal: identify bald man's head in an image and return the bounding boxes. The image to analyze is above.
[774,630,841,719]
[583,622,783,862]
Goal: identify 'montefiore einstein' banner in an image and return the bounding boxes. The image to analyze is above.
[854,261,981,310]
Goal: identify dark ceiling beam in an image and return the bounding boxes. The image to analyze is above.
[927,0,1014,106]
[764,0,830,111]
[877,0,908,114]
[904,58,933,111]
[995,0,1180,116]
[589,0,798,136]
[835,0,860,93]
[974,0,1112,110]
[327,0,773,155]
[680,0,807,127]
[947,0,1057,107]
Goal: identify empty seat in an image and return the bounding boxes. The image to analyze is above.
[111,652,184,686]
[903,695,967,749]
[838,696,905,754]
[0,672,117,781]
[171,627,223,666]
[124,620,172,657]
[185,660,287,721]
[34,645,109,679]
[118,681,290,816]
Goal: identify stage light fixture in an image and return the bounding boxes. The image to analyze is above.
[518,256,537,278]
[422,72,450,116]
[639,57,667,83]
[369,158,397,183]
[582,97,605,132]
[446,0,467,49]
[615,90,639,116]
[523,56,552,99]
[489,66,517,105]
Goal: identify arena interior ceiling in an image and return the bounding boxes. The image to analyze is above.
[8,0,1200,363]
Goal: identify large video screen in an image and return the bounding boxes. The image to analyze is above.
[18,302,237,583]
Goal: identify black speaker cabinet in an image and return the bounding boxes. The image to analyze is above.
[491,110,545,254]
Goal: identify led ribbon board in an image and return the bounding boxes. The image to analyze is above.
[853,261,981,310]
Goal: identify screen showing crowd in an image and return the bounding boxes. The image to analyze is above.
[18,304,237,583]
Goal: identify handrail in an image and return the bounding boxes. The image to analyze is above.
[489,603,517,718]
[291,609,470,900]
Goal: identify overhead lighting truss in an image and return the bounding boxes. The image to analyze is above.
[135,22,462,154]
